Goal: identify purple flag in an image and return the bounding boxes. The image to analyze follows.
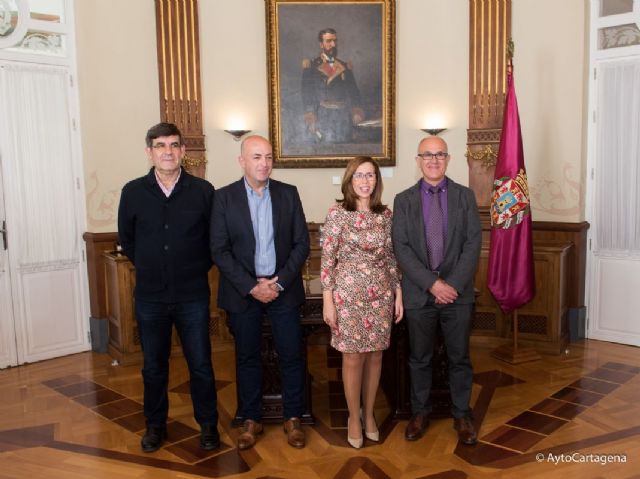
[487,66,535,313]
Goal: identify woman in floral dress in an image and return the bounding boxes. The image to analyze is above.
[321,156,403,448]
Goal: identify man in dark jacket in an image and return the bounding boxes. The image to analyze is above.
[211,135,310,450]
[118,122,219,453]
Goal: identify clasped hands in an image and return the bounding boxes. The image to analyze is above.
[250,277,280,303]
[429,278,458,304]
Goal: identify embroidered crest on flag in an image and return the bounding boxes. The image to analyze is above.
[490,169,530,229]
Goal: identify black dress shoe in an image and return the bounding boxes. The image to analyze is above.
[141,425,167,453]
[405,414,429,441]
[453,416,478,445]
[200,424,220,450]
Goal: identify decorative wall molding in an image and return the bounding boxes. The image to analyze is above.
[530,163,582,217]
[465,144,498,168]
[467,127,502,145]
[599,23,640,50]
[467,0,511,207]
[19,259,80,274]
[154,0,207,178]
[86,172,118,229]
[182,154,207,170]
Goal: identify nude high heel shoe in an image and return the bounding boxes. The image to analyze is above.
[347,417,363,449]
[364,421,379,442]
[361,410,379,442]
[365,428,379,442]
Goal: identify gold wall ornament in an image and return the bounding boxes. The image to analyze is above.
[182,154,207,169]
[465,145,498,168]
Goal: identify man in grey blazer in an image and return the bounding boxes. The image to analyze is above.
[392,136,481,445]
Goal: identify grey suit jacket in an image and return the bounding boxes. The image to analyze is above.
[392,177,481,309]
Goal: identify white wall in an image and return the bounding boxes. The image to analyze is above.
[77,0,588,230]
[75,0,160,232]
[513,0,587,222]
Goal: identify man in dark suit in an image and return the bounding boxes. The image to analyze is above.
[210,135,310,450]
[118,122,219,453]
[392,136,481,445]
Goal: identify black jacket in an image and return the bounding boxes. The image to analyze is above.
[118,167,215,302]
[210,178,309,313]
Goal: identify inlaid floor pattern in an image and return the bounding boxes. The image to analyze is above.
[0,339,639,478]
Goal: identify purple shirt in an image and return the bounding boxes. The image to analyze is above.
[421,177,448,265]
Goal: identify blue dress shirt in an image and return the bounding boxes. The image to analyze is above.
[244,178,276,277]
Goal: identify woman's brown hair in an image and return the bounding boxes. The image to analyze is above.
[338,156,386,213]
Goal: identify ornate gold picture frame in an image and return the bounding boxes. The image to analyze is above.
[266,0,395,168]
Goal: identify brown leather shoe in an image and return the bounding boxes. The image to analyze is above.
[237,419,263,450]
[453,416,477,445]
[283,417,305,448]
[405,414,429,441]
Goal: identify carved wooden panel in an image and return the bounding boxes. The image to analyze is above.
[154,0,207,178]
[82,232,118,320]
[467,0,511,207]
[102,252,228,365]
[474,240,572,354]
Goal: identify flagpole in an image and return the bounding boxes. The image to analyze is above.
[514,309,518,351]
[491,309,540,363]
[513,309,518,353]
[486,38,540,364]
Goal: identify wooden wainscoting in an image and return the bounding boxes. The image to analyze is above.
[474,240,572,354]
[473,217,589,353]
[85,219,588,360]
[83,232,118,320]
[83,233,231,365]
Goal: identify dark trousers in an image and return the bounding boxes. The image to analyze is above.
[405,303,474,418]
[135,298,218,428]
[229,298,304,421]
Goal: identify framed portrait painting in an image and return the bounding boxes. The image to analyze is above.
[266,0,395,168]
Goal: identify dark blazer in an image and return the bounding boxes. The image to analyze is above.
[392,177,481,309]
[210,178,310,313]
[118,167,215,303]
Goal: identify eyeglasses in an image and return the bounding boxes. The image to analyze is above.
[417,151,449,162]
[352,172,376,181]
[152,142,182,150]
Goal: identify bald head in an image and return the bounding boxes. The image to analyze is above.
[240,135,271,157]
[239,135,273,190]
[417,135,447,155]
[416,135,450,186]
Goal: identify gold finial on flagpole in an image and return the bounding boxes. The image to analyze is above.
[506,38,514,60]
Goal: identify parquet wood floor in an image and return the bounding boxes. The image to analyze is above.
[0,338,638,478]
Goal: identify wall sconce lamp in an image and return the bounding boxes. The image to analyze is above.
[224,130,251,141]
[421,128,447,136]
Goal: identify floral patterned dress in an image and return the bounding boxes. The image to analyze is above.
[320,204,401,353]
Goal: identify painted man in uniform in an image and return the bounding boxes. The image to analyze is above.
[302,28,364,143]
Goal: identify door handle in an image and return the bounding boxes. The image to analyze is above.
[1,220,6,250]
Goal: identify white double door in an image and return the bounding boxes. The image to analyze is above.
[586,58,640,347]
[0,62,89,368]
